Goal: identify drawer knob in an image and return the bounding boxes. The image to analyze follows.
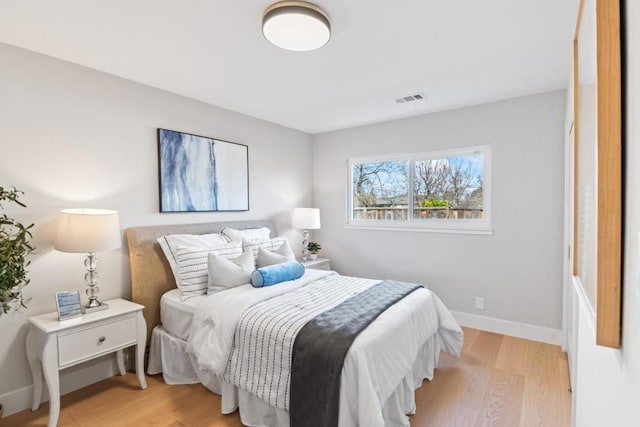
[98,336,106,344]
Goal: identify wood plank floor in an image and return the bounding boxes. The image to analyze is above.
[4,328,571,427]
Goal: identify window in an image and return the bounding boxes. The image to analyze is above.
[347,146,491,234]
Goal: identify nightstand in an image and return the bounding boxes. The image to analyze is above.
[301,257,331,271]
[26,298,147,427]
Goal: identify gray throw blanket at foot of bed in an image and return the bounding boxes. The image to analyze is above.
[289,280,422,427]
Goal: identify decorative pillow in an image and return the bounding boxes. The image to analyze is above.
[172,240,243,300]
[256,240,296,268]
[251,261,305,288]
[157,233,230,283]
[207,248,254,294]
[243,237,293,265]
[222,226,271,242]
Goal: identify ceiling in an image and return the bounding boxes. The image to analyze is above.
[0,0,578,134]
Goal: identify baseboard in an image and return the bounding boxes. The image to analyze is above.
[0,355,117,417]
[0,384,34,418]
[451,310,564,346]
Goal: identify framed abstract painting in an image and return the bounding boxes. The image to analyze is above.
[158,128,249,212]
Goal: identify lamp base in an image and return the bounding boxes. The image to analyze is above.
[301,229,310,261]
[84,302,109,314]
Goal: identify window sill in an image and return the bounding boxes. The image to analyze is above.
[344,224,494,235]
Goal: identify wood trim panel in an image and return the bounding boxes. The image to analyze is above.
[595,0,622,348]
[573,0,622,348]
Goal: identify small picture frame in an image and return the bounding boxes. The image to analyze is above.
[55,290,82,320]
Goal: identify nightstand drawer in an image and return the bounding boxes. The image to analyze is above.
[57,315,137,367]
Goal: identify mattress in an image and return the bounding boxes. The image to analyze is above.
[160,289,204,340]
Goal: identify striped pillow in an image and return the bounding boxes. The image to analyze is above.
[242,237,292,266]
[157,233,230,284]
[174,241,243,300]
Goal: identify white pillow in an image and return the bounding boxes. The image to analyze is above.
[157,233,230,282]
[173,240,243,300]
[222,227,271,241]
[256,240,296,267]
[207,248,254,293]
[243,237,292,265]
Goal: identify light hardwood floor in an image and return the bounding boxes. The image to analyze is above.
[4,327,571,427]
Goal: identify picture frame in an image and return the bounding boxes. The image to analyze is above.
[573,0,622,348]
[55,290,82,321]
[157,128,249,213]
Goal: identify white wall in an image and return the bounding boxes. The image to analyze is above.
[0,43,313,414]
[313,91,566,333]
[568,2,640,425]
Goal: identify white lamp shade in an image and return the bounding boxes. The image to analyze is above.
[55,209,121,253]
[292,208,321,229]
[263,1,331,51]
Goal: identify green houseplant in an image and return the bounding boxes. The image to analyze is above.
[307,242,322,259]
[0,186,34,315]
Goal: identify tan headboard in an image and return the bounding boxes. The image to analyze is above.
[125,219,277,343]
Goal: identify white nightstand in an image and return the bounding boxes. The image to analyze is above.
[301,257,331,271]
[26,298,147,427]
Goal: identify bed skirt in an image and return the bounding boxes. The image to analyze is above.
[148,325,443,427]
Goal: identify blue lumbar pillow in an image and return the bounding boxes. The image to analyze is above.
[251,261,305,288]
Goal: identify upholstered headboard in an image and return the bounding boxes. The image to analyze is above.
[125,219,277,343]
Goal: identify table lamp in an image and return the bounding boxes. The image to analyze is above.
[291,207,321,261]
[54,209,121,313]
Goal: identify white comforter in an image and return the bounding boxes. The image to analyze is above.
[188,269,463,427]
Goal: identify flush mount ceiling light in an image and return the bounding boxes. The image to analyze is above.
[262,1,331,51]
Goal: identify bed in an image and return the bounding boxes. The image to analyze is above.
[125,219,463,427]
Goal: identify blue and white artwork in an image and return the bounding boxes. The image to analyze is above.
[158,128,249,212]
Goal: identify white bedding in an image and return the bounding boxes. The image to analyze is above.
[225,274,381,410]
[187,269,463,427]
[160,288,203,340]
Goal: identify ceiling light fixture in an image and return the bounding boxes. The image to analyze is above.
[262,1,331,51]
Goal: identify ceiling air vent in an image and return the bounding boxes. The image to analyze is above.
[395,92,426,104]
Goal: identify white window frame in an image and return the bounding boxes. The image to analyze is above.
[346,145,493,235]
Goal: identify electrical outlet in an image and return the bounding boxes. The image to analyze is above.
[475,297,484,310]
